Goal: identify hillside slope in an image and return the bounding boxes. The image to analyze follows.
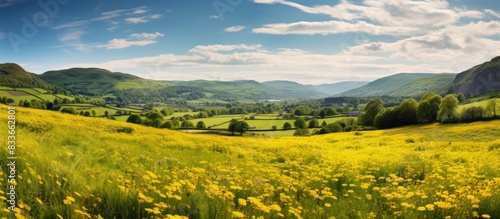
[340,73,439,97]
[309,81,369,96]
[40,68,172,96]
[448,56,500,96]
[1,105,499,218]
[0,63,66,93]
[388,74,456,97]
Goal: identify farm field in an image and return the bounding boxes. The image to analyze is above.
[0,105,498,218]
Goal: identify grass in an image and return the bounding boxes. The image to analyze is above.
[0,106,499,218]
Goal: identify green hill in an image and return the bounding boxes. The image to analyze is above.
[308,81,369,96]
[40,68,172,96]
[448,56,500,97]
[387,74,456,97]
[261,80,326,98]
[340,73,449,97]
[0,63,66,93]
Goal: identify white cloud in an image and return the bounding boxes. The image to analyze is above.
[97,39,157,49]
[485,9,500,19]
[0,0,24,8]
[209,15,220,19]
[58,31,89,52]
[59,31,85,43]
[0,32,5,40]
[124,17,148,24]
[253,20,418,36]
[225,26,246,32]
[129,32,165,40]
[96,32,164,49]
[132,9,148,15]
[150,14,162,19]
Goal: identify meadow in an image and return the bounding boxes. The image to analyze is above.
[0,105,499,219]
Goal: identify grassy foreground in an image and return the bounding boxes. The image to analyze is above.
[0,106,499,219]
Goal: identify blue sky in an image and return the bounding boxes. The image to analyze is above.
[0,0,499,84]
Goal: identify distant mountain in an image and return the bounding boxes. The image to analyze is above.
[0,63,66,93]
[340,73,449,97]
[40,68,172,96]
[448,56,500,97]
[261,80,327,98]
[308,81,369,96]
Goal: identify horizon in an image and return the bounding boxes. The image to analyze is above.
[1,0,499,84]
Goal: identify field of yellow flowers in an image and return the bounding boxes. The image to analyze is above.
[0,105,499,219]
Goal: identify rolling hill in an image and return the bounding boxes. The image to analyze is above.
[0,63,66,93]
[40,68,173,96]
[308,81,369,96]
[448,56,500,97]
[338,73,459,97]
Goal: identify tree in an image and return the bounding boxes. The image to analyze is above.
[91,110,96,117]
[282,122,292,130]
[234,121,250,136]
[438,94,460,123]
[308,118,319,128]
[374,107,397,129]
[396,98,418,126]
[293,128,310,136]
[359,98,384,127]
[486,100,499,118]
[321,121,327,128]
[181,121,194,128]
[417,93,442,123]
[152,118,163,128]
[325,123,343,133]
[126,115,142,124]
[294,117,307,129]
[104,111,110,118]
[319,110,326,119]
[160,121,175,129]
[196,121,206,129]
[84,111,91,117]
[456,93,465,103]
[461,106,485,122]
[324,107,337,116]
[228,119,239,135]
[148,112,164,120]
[61,107,77,115]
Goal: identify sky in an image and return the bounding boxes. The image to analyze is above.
[0,0,500,84]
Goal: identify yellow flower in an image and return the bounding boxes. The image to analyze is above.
[232,211,245,218]
[482,215,491,219]
[238,198,247,206]
[324,203,332,207]
[36,198,43,205]
[417,206,426,211]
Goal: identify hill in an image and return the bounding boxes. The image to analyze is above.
[340,73,453,97]
[308,81,369,96]
[40,68,172,96]
[0,63,66,93]
[1,105,499,218]
[448,56,500,97]
[387,74,456,97]
[261,80,327,98]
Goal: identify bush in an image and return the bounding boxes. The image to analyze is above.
[325,123,343,133]
[116,127,134,133]
[293,128,310,136]
[461,106,485,122]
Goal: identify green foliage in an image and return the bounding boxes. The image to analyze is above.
[374,107,397,129]
[396,98,418,126]
[282,122,292,130]
[160,121,175,129]
[438,94,460,123]
[325,123,343,133]
[417,93,442,123]
[293,128,310,136]
[228,120,250,136]
[486,100,499,117]
[461,106,485,122]
[61,107,77,115]
[456,92,466,103]
[196,121,206,129]
[308,118,319,128]
[126,114,142,124]
[181,120,194,128]
[293,117,307,129]
[359,98,384,127]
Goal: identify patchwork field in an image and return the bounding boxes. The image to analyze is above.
[0,105,499,218]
